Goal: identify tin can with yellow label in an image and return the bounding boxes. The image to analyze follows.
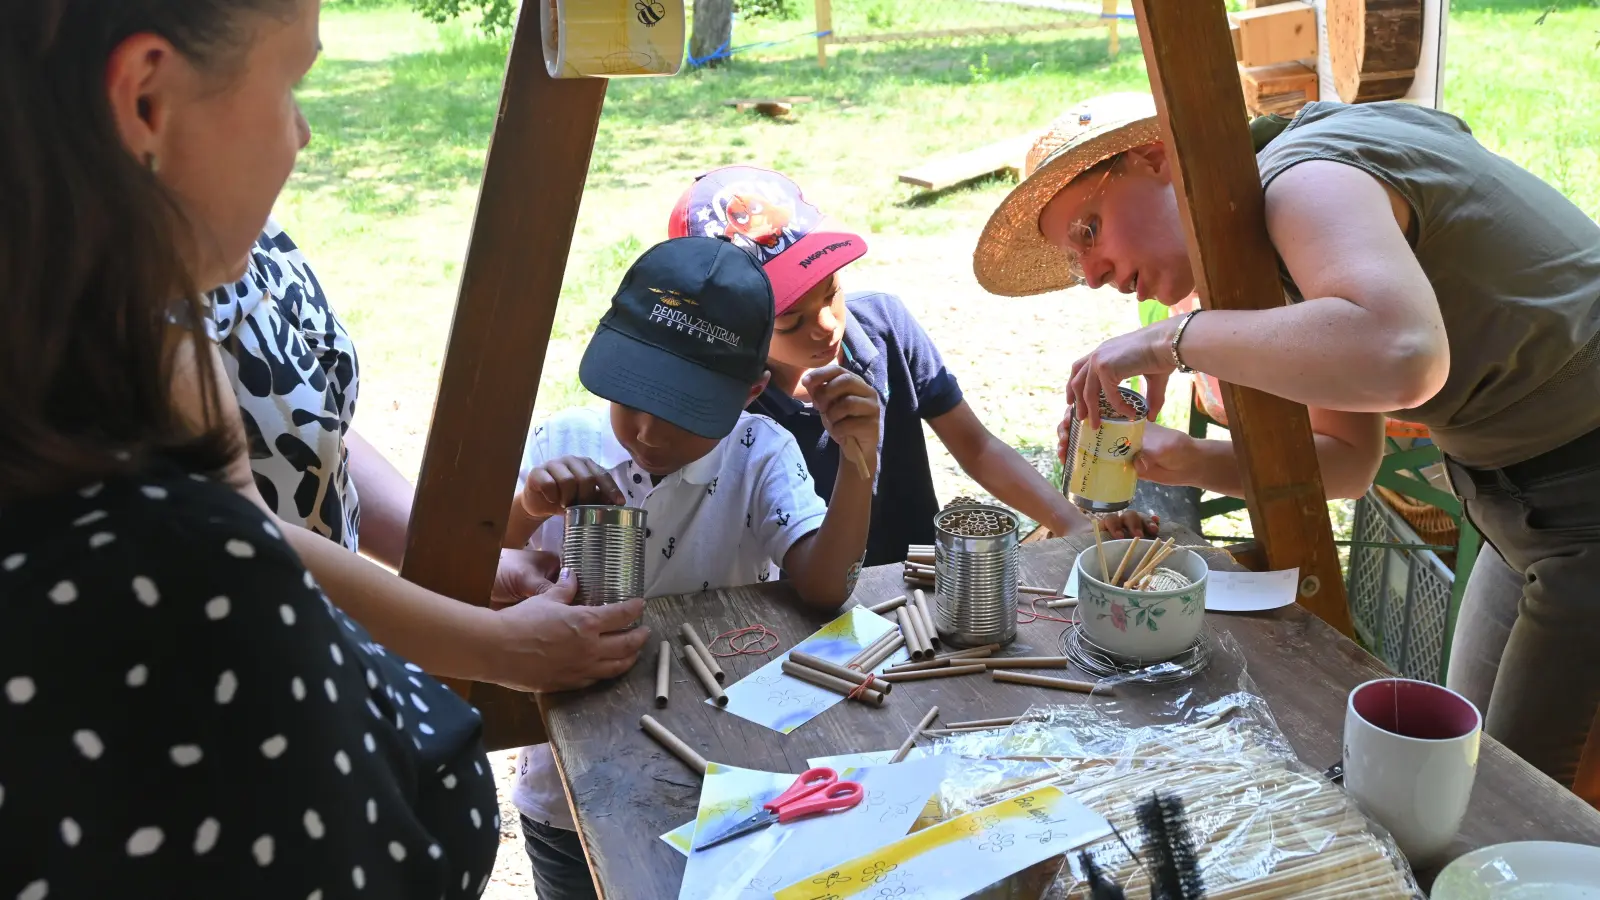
[1061,387,1148,514]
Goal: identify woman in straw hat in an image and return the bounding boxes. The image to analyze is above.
[974,93,1600,794]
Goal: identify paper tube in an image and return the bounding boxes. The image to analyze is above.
[680,647,727,706]
[654,640,670,708]
[945,715,1023,729]
[541,0,686,79]
[858,633,906,673]
[679,624,724,682]
[878,663,986,684]
[640,715,707,775]
[980,657,1072,669]
[890,706,939,764]
[789,651,892,695]
[866,595,907,615]
[912,589,940,649]
[781,660,886,707]
[992,671,1102,694]
[897,607,929,660]
[847,629,898,669]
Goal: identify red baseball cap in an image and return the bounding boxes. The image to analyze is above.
[668,166,867,315]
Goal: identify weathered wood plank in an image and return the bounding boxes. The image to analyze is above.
[897,134,1038,192]
[1329,0,1423,103]
[398,1,607,749]
[1130,0,1353,634]
[542,533,1600,897]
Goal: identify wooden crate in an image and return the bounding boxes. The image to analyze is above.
[1240,60,1318,116]
[1232,1,1317,67]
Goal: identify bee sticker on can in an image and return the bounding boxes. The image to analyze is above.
[1061,387,1148,513]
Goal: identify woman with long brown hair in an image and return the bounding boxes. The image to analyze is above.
[1,2,499,894]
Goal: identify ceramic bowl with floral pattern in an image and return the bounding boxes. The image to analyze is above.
[1074,539,1208,661]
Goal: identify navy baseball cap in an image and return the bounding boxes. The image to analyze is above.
[579,237,776,439]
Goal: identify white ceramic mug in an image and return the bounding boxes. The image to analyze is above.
[1343,678,1482,865]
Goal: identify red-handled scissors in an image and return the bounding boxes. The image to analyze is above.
[693,767,864,851]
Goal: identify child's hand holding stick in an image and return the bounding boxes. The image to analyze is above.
[804,364,880,481]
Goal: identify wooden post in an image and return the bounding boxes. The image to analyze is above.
[398,2,608,751]
[1130,0,1353,635]
[816,0,833,68]
[1103,0,1119,57]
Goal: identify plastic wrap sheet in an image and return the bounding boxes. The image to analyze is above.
[905,631,1421,900]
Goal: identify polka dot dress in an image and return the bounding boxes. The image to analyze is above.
[0,464,498,898]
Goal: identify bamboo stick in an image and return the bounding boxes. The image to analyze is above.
[1092,518,1108,582]
[789,651,893,695]
[679,624,724,682]
[1119,538,1164,587]
[878,663,987,683]
[944,715,1024,729]
[980,657,1071,669]
[842,436,872,481]
[857,632,907,672]
[865,594,906,615]
[781,660,886,706]
[680,647,727,706]
[920,725,1022,736]
[912,589,940,649]
[1125,537,1175,588]
[653,640,671,708]
[1133,541,1182,590]
[897,606,929,660]
[1111,537,1141,585]
[890,706,938,763]
[992,670,1102,694]
[639,715,707,775]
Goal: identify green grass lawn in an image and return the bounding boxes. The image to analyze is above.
[287,0,1600,489]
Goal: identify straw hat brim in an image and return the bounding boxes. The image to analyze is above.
[973,115,1162,298]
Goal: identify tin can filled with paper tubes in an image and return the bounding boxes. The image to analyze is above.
[1061,386,1148,514]
[932,503,1021,648]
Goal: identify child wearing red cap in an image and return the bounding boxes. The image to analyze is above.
[671,166,1154,565]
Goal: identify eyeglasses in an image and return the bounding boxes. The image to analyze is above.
[1057,162,1119,281]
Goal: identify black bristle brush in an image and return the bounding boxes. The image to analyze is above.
[1077,849,1127,900]
[1135,791,1205,900]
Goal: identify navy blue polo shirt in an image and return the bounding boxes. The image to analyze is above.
[748,292,964,566]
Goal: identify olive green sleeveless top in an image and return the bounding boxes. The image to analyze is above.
[1255,101,1600,468]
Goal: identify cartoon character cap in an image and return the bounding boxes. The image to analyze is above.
[668,166,867,316]
[579,237,776,439]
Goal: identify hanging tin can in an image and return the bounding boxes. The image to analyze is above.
[1061,386,1147,514]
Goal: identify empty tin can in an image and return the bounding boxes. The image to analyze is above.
[932,504,1020,648]
[1061,386,1147,514]
[562,506,647,619]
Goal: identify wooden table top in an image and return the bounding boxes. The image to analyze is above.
[541,528,1600,898]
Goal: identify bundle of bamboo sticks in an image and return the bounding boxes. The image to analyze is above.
[1096,536,1189,592]
[941,721,1417,899]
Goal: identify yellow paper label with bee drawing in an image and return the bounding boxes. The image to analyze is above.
[541,0,686,79]
[1070,416,1145,505]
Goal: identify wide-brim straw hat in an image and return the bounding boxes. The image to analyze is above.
[973,93,1161,297]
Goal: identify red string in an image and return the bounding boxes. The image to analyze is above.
[708,624,781,658]
[847,672,880,700]
[1015,595,1076,625]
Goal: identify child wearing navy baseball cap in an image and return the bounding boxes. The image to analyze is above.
[502,236,879,898]
[671,167,1155,566]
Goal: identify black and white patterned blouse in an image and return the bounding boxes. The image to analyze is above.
[0,464,497,898]
[209,219,362,551]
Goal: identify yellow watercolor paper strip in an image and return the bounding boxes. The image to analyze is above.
[775,785,1108,900]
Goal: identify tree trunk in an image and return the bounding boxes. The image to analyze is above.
[690,0,734,66]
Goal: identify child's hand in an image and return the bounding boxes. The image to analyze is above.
[804,364,881,480]
[518,455,626,520]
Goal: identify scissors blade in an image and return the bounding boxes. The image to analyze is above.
[692,809,777,852]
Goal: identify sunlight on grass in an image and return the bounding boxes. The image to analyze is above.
[282,0,1599,489]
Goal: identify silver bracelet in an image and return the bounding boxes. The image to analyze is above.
[1170,309,1201,375]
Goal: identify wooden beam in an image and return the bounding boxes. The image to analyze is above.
[398,2,608,751]
[1131,0,1353,635]
[816,0,832,67]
